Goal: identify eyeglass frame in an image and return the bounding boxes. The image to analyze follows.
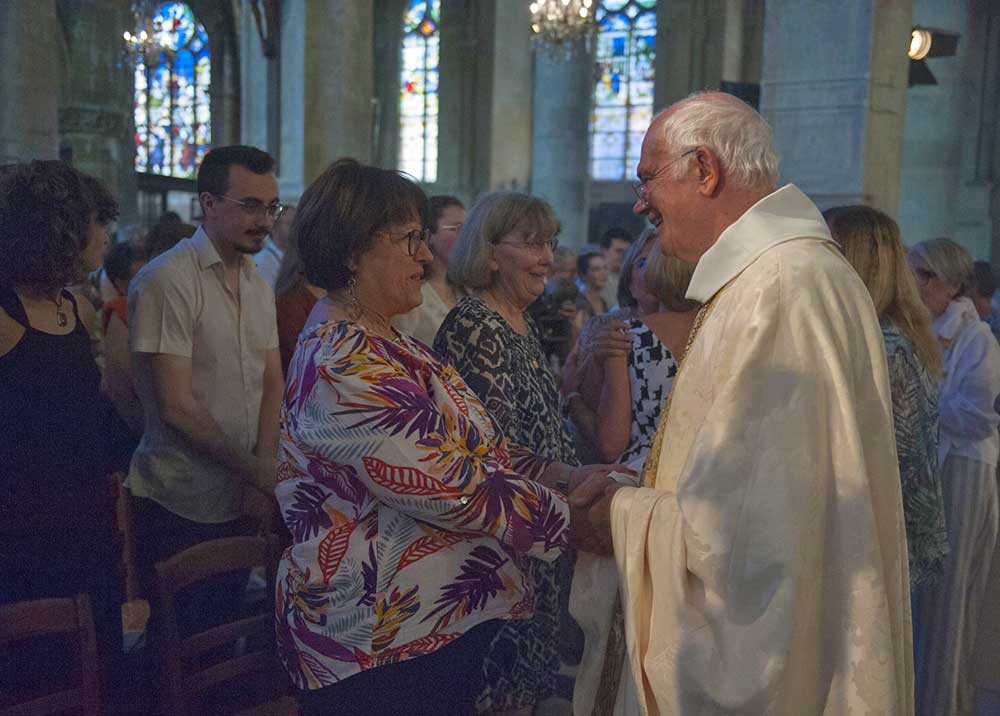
[389,227,432,256]
[631,148,698,202]
[212,193,286,220]
[437,223,463,233]
[493,236,560,253]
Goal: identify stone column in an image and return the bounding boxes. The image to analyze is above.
[240,0,272,153]
[0,1,61,163]
[531,48,593,247]
[57,0,138,230]
[279,0,374,200]
[760,0,913,215]
[448,0,534,203]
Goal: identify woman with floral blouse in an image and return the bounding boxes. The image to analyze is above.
[276,159,609,716]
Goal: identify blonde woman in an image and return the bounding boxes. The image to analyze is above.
[564,235,698,716]
[825,206,948,589]
[905,235,1000,716]
[564,235,698,467]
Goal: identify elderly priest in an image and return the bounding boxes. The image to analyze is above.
[570,92,913,716]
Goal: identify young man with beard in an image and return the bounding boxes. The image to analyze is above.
[127,146,284,632]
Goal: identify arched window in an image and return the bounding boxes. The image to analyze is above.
[590,0,656,181]
[133,2,211,179]
[399,0,440,183]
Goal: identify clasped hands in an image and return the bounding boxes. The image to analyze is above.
[561,464,632,555]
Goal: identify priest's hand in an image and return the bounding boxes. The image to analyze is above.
[568,463,637,492]
[568,474,624,555]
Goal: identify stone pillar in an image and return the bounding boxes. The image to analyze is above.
[483,0,534,193]
[531,48,592,246]
[0,1,61,163]
[279,0,374,200]
[760,0,913,216]
[57,0,138,231]
[240,0,272,153]
[439,0,534,203]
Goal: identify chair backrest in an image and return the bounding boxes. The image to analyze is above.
[155,534,287,716]
[0,594,102,716]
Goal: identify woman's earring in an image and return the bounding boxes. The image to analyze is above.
[347,275,362,321]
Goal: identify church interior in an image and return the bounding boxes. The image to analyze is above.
[3,1,1000,715]
[2,0,998,257]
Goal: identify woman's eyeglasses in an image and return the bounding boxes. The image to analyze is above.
[495,237,560,253]
[391,228,431,256]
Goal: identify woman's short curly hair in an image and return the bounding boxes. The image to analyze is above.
[295,158,427,291]
[0,160,119,292]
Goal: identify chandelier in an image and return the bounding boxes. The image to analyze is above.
[529,0,597,61]
[122,1,176,66]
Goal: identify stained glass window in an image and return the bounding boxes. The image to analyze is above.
[134,2,211,178]
[590,0,656,181]
[399,0,440,183]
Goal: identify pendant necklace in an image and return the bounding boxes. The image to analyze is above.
[51,293,68,327]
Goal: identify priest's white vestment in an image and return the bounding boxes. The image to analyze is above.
[610,185,913,715]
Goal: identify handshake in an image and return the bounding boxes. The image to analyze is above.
[559,464,636,555]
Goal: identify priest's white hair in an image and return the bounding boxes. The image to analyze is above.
[656,91,780,190]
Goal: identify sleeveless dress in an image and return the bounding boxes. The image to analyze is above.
[0,287,121,679]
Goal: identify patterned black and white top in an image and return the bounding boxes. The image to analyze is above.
[434,294,578,712]
[619,317,678,465]
[434,295,577,465]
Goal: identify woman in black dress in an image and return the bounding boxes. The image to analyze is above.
[0,160,121,687]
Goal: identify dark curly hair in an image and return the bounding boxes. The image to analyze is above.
[296,158,427,291]
[0,160,119,292]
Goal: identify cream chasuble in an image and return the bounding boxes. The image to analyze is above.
[610,185,913,715]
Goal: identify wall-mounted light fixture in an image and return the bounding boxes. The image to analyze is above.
[908,26,960,87]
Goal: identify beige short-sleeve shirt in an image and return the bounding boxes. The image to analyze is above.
[127,227,279,523]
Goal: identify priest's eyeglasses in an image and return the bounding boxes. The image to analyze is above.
[391,228,432,256]
[214,194,286,220]
[632,149,698,202]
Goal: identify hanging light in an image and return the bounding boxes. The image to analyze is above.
[122,1,176,67]
[529,0,596,62]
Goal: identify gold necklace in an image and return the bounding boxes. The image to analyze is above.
[328,295,395,339]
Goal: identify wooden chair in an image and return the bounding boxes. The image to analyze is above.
[155,535,296,716]
[0,594,102,716]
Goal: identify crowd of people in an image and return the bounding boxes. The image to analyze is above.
[2,91,1000,716]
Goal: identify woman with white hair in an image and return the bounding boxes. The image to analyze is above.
[908,237,1000,716]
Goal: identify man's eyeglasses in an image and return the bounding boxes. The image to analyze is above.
[495,237,559,253]
[214,194,286,220]
[631,148,698,202]
[391,228,431,256]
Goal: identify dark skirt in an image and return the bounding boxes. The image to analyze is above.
[297,619,501,716]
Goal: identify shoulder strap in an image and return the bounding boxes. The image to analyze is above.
[0,285,29,326]
[61,289,83,320]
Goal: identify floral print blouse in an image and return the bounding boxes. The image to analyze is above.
[882,320,948,587]
[274,319,569,689]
